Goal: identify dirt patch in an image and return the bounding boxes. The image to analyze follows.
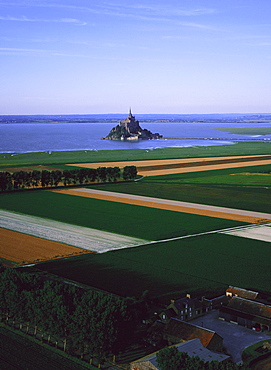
[52,188,271,224]
[0,228,93,265]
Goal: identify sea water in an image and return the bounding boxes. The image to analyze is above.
[0,117,271,153]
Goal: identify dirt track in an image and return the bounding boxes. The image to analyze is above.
[0,228,92,265]
[52,188,271,224]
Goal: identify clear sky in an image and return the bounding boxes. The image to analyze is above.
[0,0,270,115]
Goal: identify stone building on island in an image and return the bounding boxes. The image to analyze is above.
[104,109,162,141]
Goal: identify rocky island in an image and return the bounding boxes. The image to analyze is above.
[103,109,163,141]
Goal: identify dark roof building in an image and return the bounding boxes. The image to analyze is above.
[160,295,207,322]
[220,296,271,331]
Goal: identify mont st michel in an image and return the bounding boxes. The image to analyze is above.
[103,109,163,141]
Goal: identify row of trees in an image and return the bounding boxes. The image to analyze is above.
[156,346,248,370]
[0,266,137,358]
[0,165,137,191]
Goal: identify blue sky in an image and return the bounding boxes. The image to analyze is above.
[0,0,270,114]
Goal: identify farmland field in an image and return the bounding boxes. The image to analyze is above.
[88,168,271,213]
[1,142,271,168]
[1,144,271,300]
[0,227,93,266]
[52,188,271,223]
[67,154,271,177]
[36,232,271,301]
[0,209,147,253]
[0,190,243,241]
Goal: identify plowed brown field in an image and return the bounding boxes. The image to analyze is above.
[0,228,93,265]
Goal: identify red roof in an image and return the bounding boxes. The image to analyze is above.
[163,318,219,348]
[226,286,258,300]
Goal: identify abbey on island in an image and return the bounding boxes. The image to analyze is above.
[104,109,163,141]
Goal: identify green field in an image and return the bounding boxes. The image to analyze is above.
[89,164,271,213]
[0,190,243,240]
[1,142,271,168]
[37,232,271,301]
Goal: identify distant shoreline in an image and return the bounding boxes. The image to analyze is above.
[1,112,271,125]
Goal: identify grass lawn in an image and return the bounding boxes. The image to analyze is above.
[242,340,271,367]
[1,142,271,168]
[37,233,271,301]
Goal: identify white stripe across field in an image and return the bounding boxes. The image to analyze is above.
[220,223,271,242]
[0,210,148,252]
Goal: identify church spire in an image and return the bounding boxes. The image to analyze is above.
[128,107,132,118]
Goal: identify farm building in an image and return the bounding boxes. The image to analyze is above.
[220,296,271,332]
[159,294,226,322]
[147,318,224,352]
[130,339,230,370]
[161,295,205,321]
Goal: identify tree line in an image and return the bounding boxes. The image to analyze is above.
[0,165,137,192]
[0,266,138,359]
